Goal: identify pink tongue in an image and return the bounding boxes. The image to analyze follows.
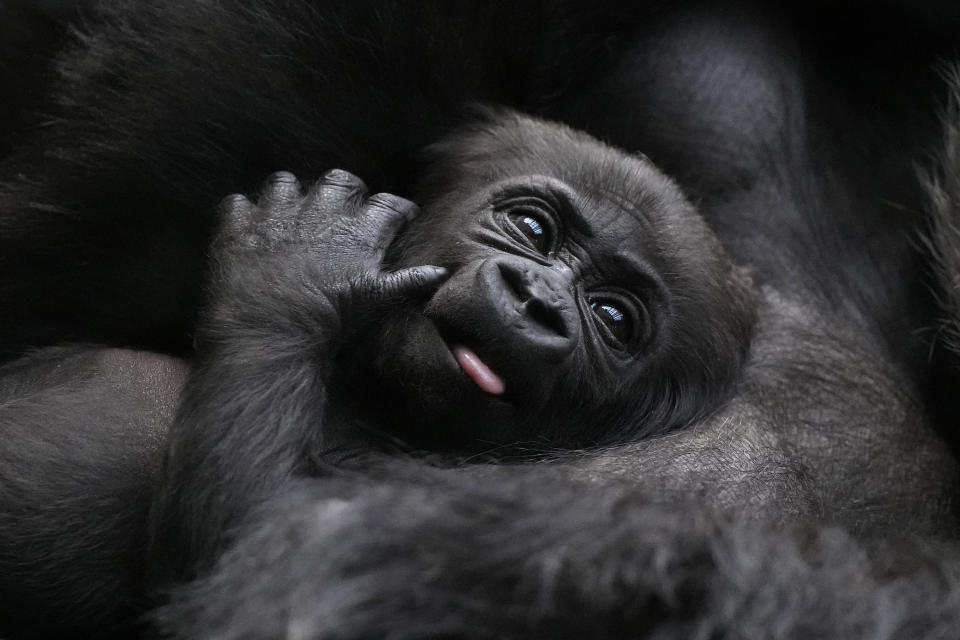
[453,346,505,395]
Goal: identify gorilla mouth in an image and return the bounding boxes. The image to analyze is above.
[423,309,507,397]
[452,345,505,395]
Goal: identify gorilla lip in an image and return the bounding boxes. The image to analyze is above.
[452,345,505,395]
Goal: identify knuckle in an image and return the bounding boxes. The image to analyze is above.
[365,192,419,219]
[218,193,251,211]
[267,170,300,186]
[321,168,366,191]
[263,172,302,200]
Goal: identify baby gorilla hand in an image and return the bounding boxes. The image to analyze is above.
[208,170,446,344]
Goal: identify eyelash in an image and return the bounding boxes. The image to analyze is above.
[500,198,558,255]
[586,290,645,351]
[495,195,647,352]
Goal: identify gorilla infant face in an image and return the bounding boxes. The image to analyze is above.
[342,113,754,450]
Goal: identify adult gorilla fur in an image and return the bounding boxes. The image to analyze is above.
[3,1,960,638]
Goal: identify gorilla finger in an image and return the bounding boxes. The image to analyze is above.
[258,171,303,212]
[373,265,448,300]
[321,168,367,192]
[214,193,258,249]
[358,192,420,256]
[311,169,367,205]
[301,169,368,226]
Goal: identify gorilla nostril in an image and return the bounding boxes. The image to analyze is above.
[498,261,530,302]
[495,259,571,338]
[526,297,569,338]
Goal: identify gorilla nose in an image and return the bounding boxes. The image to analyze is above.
[493,257,578,347]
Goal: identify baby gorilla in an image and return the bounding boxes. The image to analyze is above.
[149,112,755,584]
[360,113,754,448]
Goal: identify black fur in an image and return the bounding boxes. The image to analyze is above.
[158,467,960,639]
[2,1,960,638]
[146,111,756,588]
[0,0,637,358]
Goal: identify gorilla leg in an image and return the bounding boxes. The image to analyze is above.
[0,346,185,638]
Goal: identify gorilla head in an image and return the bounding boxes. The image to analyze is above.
[337,112,755,450]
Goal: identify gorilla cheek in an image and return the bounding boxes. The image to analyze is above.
[368,313,519,441]
[376,314,461,405]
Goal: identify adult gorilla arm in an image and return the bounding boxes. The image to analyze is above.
[152,285,960,639]
[157,469,960,640]
[0,0,637,360]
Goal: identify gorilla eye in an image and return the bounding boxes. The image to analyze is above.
[521,216,543,237]
[503,200,556,254]
[588,293,642,349]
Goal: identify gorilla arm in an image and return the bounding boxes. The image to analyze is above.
[158,468,960,640]
[154,284,960,640]
[0,346,185,635]
[147,170,447,587]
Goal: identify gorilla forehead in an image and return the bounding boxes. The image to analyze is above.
[422,109,690,220]
[417,110,745,313]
